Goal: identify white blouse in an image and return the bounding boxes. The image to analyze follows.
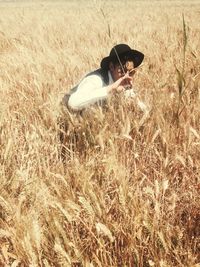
[68,71,136,111]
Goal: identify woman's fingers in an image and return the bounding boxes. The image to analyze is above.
[110,73,133,93]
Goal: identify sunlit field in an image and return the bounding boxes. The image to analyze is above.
[0,0,200,266]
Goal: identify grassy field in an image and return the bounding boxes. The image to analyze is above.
[0,0,200,266]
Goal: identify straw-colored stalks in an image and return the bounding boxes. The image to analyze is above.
[0,1,199,266]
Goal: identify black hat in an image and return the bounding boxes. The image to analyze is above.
[100,44,144,70]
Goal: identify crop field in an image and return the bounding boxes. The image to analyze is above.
[0,0,200,266]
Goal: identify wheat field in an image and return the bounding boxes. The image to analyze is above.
[0,0,200,266]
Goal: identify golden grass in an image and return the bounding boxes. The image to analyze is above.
[0,0,200,266]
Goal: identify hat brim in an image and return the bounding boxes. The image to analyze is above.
[100,49,144,70]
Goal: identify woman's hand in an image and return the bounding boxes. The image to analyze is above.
[107,73,133,94]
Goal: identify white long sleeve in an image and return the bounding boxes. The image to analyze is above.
[68,74,109,110]
[67,71,139,111]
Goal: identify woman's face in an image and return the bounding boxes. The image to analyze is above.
[109,60,135,81]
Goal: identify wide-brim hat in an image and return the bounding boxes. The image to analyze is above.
[100,44,144,70]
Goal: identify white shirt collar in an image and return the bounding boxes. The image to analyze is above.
[108,70,114,84]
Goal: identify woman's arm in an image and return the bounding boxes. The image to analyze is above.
[68,75,108,110]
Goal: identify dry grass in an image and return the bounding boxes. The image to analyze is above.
[0,0,200,266]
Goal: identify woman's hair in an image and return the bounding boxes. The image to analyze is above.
[111,53,134,67]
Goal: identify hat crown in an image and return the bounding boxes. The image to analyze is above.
[109,44,132,57]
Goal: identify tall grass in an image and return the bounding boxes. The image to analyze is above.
[0,1,200,266]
